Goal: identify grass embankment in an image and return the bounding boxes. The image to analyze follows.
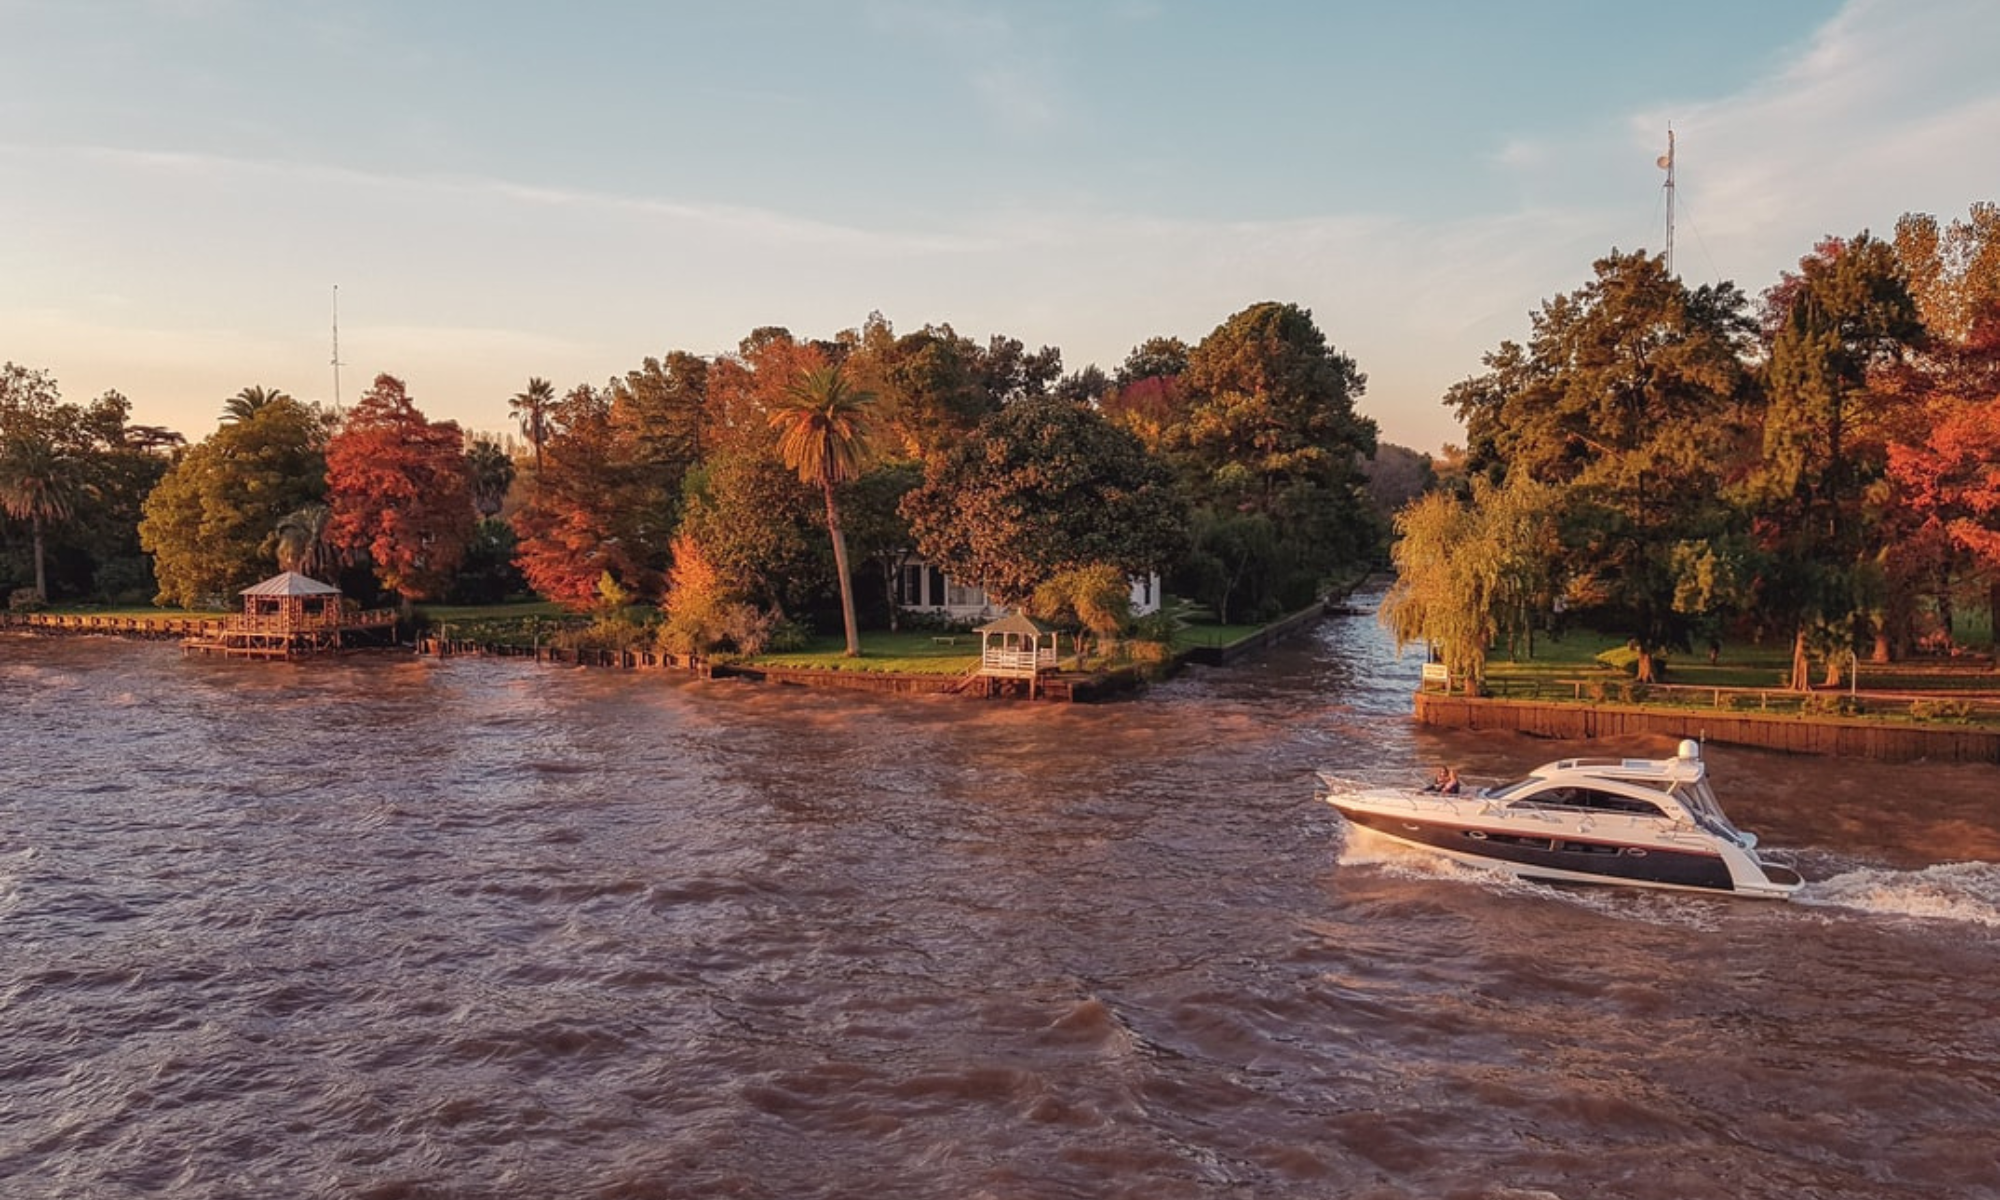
[33,587,1328,679]
[741,630,983,675]
[29,604,231,621]
[1478,629,2000,727]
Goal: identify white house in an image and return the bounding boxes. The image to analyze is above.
[895,559,1161,623]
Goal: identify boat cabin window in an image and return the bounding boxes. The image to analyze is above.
[1511,786,1666,817]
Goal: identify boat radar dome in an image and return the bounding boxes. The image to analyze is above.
[1677,738,1701,760]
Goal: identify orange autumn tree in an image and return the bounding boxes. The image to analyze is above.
[1889,387,2000,638]
[510,384,633,609]
[326,373,474,611]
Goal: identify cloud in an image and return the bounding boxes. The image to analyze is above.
[1626,0,2000,284]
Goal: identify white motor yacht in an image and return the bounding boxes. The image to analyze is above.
[1318,740,1803,899]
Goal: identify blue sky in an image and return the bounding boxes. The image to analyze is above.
[4,0,1996,453]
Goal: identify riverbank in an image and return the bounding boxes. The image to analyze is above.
[1415,691,2000,764]
[0,611,226,638]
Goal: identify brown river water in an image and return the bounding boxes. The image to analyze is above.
[4,594,1999,1199]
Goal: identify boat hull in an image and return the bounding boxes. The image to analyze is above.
[1334,804,1776,897]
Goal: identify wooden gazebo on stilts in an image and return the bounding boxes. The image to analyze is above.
[181,571,397,660]
[974,610,1060,699]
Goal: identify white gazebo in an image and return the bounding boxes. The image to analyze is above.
[974,611,1060,698]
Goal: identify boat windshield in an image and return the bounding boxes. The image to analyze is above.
[1669,778,1743,839]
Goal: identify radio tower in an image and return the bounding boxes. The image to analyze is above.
[331,285,346,409]
[1656,127,1676,277]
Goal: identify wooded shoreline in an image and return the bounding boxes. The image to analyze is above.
[13,606,1998,758]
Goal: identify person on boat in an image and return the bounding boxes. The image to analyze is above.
[1424,766,1461,795]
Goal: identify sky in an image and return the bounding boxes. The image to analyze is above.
[4,0,1997,455]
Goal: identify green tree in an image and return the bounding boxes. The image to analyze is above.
[901,395,1189,607]
[1031,563,1133,655]
[1380,475,1563,694]
[1173,302,1378,605]
[140,397,330,607]
[221,385,291,425]
[66,391,181,603]
[769,364,876,656]
[679,444,826,620]
[0,432,77,602]
[0,364,73,602]
[1179,302,1376,514]
[1116,336,1191,385]
[842,318,996,460]
[839,460,923,631]
[465,439,516,519]
[1757,233,1924,688]
[1180,510,1284,625]
[0,380,180,606]
[1446,251,1757,680]
[274,502,339,582]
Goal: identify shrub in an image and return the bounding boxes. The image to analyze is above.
[1594,644,1642,675]
[1910,698,1975,722]
[1130,610,1181,644]
[1594,643,1670,678]
[764,618,814,654]
[559,612,656,652]
[720,604,777,656]
[1801,693,1866,717]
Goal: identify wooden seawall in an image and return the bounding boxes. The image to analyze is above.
[1415,692,2000,764]
[2,612,226,639]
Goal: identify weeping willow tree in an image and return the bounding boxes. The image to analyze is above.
[1380,476,1562,694]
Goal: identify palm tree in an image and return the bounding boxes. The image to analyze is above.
[769,364,876,656]
[465,439,516,519]
[509,377,555,474]
[0,435,78,602]
[221,385,292,424]
[274,503,339,583]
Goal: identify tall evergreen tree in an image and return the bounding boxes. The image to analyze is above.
[1756,233,1924,687]
[1445,252,1756,679]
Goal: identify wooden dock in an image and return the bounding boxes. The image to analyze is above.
[180,609,399,659]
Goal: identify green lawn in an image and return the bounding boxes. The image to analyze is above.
[1476,628,2000,727]
[1170,621,1263,652]
[744,630,982,675]
[37,603,231,620]
[1485,629,1998,694]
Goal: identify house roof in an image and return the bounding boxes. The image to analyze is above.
[240,571,341,597]
[975,611,1055,637]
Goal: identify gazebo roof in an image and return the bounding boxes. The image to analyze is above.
[240,571,341,597]
[975,611,1055,637]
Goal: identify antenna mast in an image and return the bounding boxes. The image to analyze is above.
[1657,127,1676,276]
[331,285,346,408]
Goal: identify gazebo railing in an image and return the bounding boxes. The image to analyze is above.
[982,647,1057,675]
